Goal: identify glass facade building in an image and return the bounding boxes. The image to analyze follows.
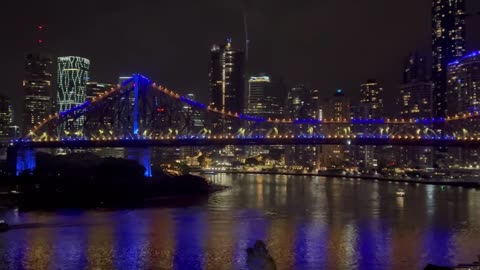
[209,40,245,133]
[57,56,90,112]
[23,53,53,134]
[57,56,90,134]
[432,0,465,118]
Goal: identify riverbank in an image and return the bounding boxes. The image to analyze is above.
[0,174,228,210]
[193,169,480,188]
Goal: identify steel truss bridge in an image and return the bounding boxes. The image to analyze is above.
[7,74,480,176]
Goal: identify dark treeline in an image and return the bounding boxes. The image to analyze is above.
[1,152,213,209]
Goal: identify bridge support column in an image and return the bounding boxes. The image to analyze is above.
[7,147,36,176]
[127,147,152,177]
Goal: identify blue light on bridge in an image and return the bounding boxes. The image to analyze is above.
[180,96,206,109]
[59,100,91,117]
[448,50,480,66]
[238,114,266,122]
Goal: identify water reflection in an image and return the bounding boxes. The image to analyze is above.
[0,174,479,269]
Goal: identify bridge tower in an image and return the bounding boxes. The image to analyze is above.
[133,74,140,136]
[7,146,36,176]
[127,74,152,177]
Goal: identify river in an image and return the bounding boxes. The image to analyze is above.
[0,174,479,269]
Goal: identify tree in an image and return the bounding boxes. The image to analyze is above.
[245,157,259,166]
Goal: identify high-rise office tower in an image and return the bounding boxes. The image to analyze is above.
[85,82,115,134]
[183,93,204,132]
[23,53,53,134]
[247,75,270,115]
[398,53,433,168]
[446,51,480,166]
[23,25,54,135]
[360,79,384,119]
[0,95,14,160]
[86,82,113,101]
[286,85,308,118]
[57,56,90,112]
[447,51,480,114]
[57,56,90,134]
[319,89,351,168]
[209,39,245,133]
[0,96,13,138]
[432,0,465,119]
[285,85,320,168]
[400,52,433,118]
[358,79,384,169]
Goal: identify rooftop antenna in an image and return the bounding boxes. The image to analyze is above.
[243,10,249,64]
[36,24,45,47]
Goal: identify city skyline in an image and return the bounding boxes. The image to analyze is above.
[3,0,480,124]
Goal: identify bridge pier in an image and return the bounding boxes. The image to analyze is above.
[7,147,36,176]
[127,147,152,177]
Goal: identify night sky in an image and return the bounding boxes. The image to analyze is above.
[2,0,480,121]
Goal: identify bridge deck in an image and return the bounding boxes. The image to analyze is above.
[8,137,480,149]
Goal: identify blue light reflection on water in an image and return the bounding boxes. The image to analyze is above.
[233,209,268,268]
[53,222,88,269]
[0,174,479,269]
[173,208,207,270]
[423,227,454,267]
[294,221,328,269]
[114,211,148,270]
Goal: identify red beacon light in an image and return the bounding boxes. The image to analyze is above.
[157,108,166,113]
[37,39,43,44]
[37,25,44,30]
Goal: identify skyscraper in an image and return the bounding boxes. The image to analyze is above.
[209,39,245,133]
[0,96,13,139]
[446,51,480,166]
[57,56,90,134]
[319,89,351,168]
[432,0,465,118]
[23,53,53,134]
[286,85,308,119]
[399,52,433,118]
[285,85,320,168]
[447,51,480,114]
[57,56,90,112]
[247,75,270,115]
[398,53,433,168]
[86,82,113,101]
[360,79,384,119]
[358,80,384,169]
[85,82,115,134]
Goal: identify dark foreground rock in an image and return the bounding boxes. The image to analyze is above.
[246,240,276,270]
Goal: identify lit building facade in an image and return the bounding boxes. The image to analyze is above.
[183,93,204,132]
[209,39,245,133]
[447,51,480,114]
[247,75,270,115]
[57,56,90,112]
[447,51,480,166]
[398,52,434,168]
[399,52,433,118]
[356,80,384,169]
[23,53,53,134]
[286,85,307,119]
[360,79,383,119]
[0,96,13,138]
[86,82,113,100]
[319,89,351,168]
[284,85,320,169]
[57,56,90,134]
[432,0,465,118]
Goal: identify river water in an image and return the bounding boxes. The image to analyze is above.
[0,174,479,270]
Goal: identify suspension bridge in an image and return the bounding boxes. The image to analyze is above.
[7,74,480,176]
